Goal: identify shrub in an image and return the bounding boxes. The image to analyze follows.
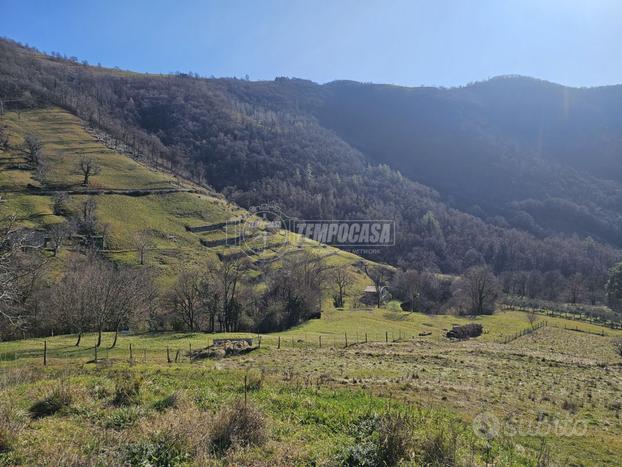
[418,428,457,466]
[446,323,483,339]
[376,413,413,466]
[341,413,414,466]
[0,403,25,453]
[113,372,142,406]
[153,392,180,412]
[124,431,190,466]
[209,399,266,454]
[104,407,143,430]
[29,386,72,419]
[0,427,15,453]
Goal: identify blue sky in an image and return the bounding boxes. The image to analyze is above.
[2,0,621,87]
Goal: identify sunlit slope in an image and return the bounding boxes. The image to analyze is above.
[0,107,377,285]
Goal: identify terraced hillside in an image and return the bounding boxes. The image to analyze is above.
[0,107,375,287]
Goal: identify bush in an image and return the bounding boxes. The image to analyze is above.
[104,407,143,430]
[341,413,414,466]
[0,427,15,453]
[418,428,458,466]
[446,323,483,339]
[210,399,266,454]
[153,392,180,412]
[112,372,142,406]
[124,431,190,467]
[0,403,25,453]
[29,386,72,418]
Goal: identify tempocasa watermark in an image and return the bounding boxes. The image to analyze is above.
[224,203,396,258]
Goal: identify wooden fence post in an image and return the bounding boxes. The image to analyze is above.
[166,347,171,363]
[129,343,133,362]
[344,332,348,348]
[319,335,322,348]
[277,336,281,349]
[43,340,47,366]
[244,374,248,407]
[385,331,388,343]
[365,333,368,343]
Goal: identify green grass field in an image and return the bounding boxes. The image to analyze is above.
[1,308,621,465]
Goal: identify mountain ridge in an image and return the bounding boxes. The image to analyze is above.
[1,37,619,305]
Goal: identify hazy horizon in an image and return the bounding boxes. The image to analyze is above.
[2,0,622,88]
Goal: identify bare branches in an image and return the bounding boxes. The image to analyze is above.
[331,265,353,308]
[48,221,72,256]
[22,134,42,166]
[134,231,154,265]
[364,263,389,308]
[78,155,101,186]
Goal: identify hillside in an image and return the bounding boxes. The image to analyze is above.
[313,77,622,243]
[1,38,620,300]
[0,106,375,316]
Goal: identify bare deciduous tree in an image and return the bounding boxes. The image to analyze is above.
[460,266,499,315]
[566,273,585,304]
[211,256,250,332]
[53,254,151,347]
[48,221,72,256]
[168,270,206,332]
[0,125,9,150]
[134,231,154,265]
[0,216,20,326]
[77,197,98,237]
[331,265,353,308]
[22,134,42,166]
[1,216,47,338]
[526,309,538,329]
[78,155,101,186]
[364,263,389,308]
[53,191,69,215]
[392,269,422,312]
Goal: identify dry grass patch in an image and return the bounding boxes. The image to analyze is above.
[210,399,267,454]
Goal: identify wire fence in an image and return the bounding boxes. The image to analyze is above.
[497,321,547,344]
[0,330,426,366]
[500,304,622,330]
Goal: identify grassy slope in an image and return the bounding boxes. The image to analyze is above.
[0,108,374,288]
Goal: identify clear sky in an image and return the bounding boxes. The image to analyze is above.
[2,0,621,87]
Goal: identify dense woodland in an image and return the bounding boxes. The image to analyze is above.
[2,37,622,339]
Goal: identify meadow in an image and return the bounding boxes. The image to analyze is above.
[1,308,621,465]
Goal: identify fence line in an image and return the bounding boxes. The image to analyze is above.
[0,316,615,366]
[498,321,547,344]
[0,330,422,365]
[501,304,622,330]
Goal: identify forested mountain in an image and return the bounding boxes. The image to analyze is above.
[1,37,621,303]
